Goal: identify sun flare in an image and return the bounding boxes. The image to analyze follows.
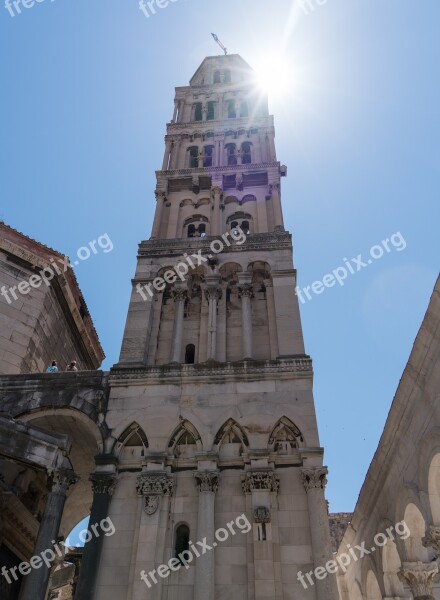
[253,55,295,99]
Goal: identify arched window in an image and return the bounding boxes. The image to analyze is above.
[226,100,236,119]
[240,102,249,117]
[194,103,203,122]
[189,146,199,168]
[185,344,195,364]
[207,101,215,121]
[224,70,231,83]
[241,221,250,234]
[175,524,190,560]
[241,142,252,164]
[187,224,196,238]
[203,145,214,168]
[214,70,221,84]
[225,143,237,166]
[198,224,206,238]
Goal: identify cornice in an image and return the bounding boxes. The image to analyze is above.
[166,115,274,132]
[156,161,281,179]
[137,231,292,258]
[110,357,313,384]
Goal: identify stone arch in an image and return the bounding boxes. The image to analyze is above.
[213,418,249,459]
[402,502,429,561]
[115,422,148,464]
[20,408,104,538]
[365,570,382,600]
[248,261,272,285]
[168,420,203,459]
[268,417,303,455]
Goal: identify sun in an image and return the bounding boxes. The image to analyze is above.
[253,55,295,99]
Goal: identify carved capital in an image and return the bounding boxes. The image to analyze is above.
[205,286,222,302]
[136,473,174,497]
[136,473,174,515]
[90,473,117,496]
[238,285,254,299]
[172,288,188,302]
[194,471,219,494]
[301,467,328,492]
[48,469,79,495]
[211,186,223,201]
[254,506,271,524]
[242,470,280,494]
[155,190,167,202]
[399,561,439,598]
[423,525,440,555]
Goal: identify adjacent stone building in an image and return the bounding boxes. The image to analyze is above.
[336,277,440,600]
[0,222,104,374]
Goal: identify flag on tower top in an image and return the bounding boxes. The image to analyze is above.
[211,33,228,55]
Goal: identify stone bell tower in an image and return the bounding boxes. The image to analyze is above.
[93,54,339,600]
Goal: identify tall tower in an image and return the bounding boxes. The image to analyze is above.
[98,54,339,600]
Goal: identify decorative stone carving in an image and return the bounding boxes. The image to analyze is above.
[399,561,439,599]
[238,284,254,299]
[194,471,219,494]
[301,467,328,492]
[90,473,117,496]
[254,506,271,523]
[241,470,280,494]
[205,287,222,302]
[136,473,174,515]
[155,190,167,203]
[211,186,223,201]
[171,288,188,302]
[423,525,440,555]
[47,469,79,495]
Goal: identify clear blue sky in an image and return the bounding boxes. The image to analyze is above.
[1,0,439,518]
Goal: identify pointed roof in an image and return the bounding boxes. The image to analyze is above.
[189,54,255,87]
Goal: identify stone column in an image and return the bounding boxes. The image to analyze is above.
[211,186,222,236]
[178,100,184,122]
[19,468,78,600]
[151,191,166,239]
[162,139,172,170]
[259,131,267,162]
[170,138,181,170]
[170,287,187,363]
[73,473,117,600]
[269,183,284,229]
[301,467,339,600]
[399,562,439,600]
[264,279,279,359]
[135,472,174,600]
[205,278,222,361]
[172,100,178,122]
[238,274,254,360]
[242,470,280,600]
[194,471,219,600]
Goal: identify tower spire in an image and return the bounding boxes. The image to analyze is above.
[211,33,228,55]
